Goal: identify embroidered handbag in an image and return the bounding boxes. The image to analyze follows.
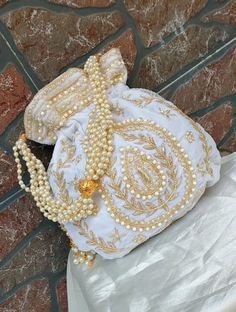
[14,48,221,266]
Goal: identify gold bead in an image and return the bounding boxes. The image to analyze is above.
[78,179,99,198]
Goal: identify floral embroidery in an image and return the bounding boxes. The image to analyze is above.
[185,131,195,143]
[133,234,148,244]
[110,228,126,243]
[159,108,175,118]
[138,89,213,177]
[57,137,81,170]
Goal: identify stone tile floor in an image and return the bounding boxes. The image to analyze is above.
[0,0,235,311]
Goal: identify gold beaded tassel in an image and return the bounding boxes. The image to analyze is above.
[70,240,96,267]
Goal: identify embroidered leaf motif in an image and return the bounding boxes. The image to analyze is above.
[122,94,155,108]
[118,133,156,150]
[54,169,73,205]
[78,220,127,254]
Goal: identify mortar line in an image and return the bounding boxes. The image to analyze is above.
[0,32,40,91]
[157,37,236,94]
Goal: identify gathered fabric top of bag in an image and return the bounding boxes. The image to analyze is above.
[13,48,221,265]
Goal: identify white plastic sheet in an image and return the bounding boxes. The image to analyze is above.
[67,153,236,312]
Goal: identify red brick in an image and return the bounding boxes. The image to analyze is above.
[194,103,233,144]
[171,47,236,114]
[0,227,69,293]
[0,278,52,312]
[0,0,9,6]
[49,0,114,7]
[0,149,18,198]
[102,29,137,73]
[0,65,32,135]
[134,25,228,90]
[1,8,124,83]
[124,0,208,47]
[5,117,24,148]
[221,133,236,153]
[0,193,43,261]
[57,277,68,312]
[203,0,236,28]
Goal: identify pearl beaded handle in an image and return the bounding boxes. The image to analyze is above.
[13,54,113,224]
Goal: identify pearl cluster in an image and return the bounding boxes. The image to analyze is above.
[13,134,98,223]
[71,242,96,267]
[83,55,113,181]
[13,54,113,223]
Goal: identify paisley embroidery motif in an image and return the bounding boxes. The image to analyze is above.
[121,146,166,199]
[106,133,180,217]
[102,119,196,231]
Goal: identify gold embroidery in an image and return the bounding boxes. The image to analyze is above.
[57,138,81,170]
[122,94,155,108]
[133,234,148,244]
[108,178,158,216]
[185,131,195,143]
[118,132,156,150]
[107,148,179,216]
[104,59,125,73]
[110,228,126,243]
[101,119,196,231]
[137,89,213,177]
[54,169,72,204]
[194,126,213,176]
[121,146,166,199]
[25,68,91,142]
[111,72,124,85]
[77,220,127,254]
[110,103,124,116]
[159,108,175,118]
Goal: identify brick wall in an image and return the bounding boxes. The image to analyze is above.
[0,1,235,311]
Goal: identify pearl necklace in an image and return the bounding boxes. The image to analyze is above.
[13,54,113,224]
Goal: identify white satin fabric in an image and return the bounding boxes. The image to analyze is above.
[67,153,236,312]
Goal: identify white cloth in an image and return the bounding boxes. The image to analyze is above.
[67,153,236,312]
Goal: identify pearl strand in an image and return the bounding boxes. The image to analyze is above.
[13,53,113,224]
[13,134,98,223]
[83,55,113,181]
[70,240,96,267]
